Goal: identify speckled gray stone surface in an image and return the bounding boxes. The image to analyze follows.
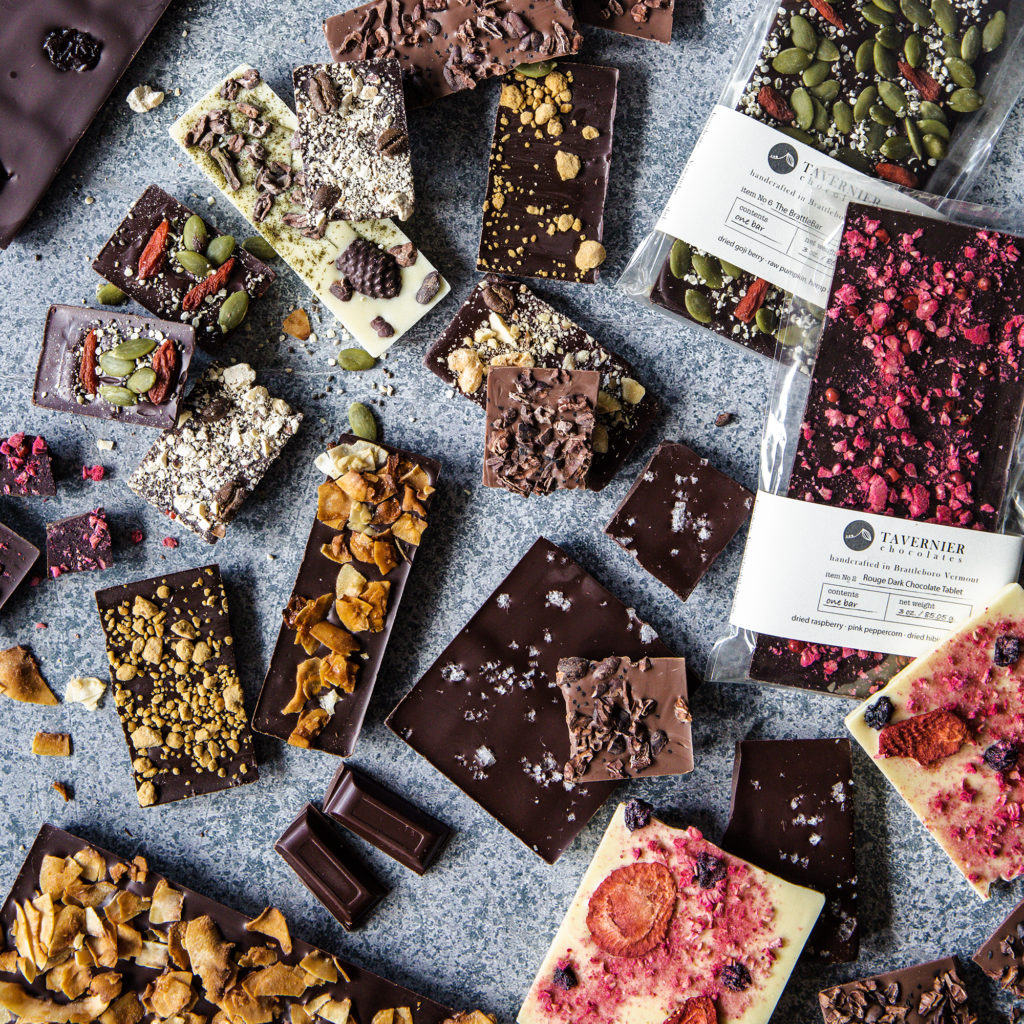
[2,1,1024,1021]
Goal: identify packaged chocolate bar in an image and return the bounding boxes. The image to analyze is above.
[619,1,1024,364]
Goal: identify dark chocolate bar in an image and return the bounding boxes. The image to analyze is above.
[323,0,583,107]
[0,823,453,1024]
[276,804,387,930]
[323,764,451,874]
[722,738,857,965]
[0,0,173,248]
[46,507,112,578]
[94,563,259,806]
[0,523,38,610]
[751,203,1024,697]
[973,895,1024,996]
[92,185,275,347]
[387,536,672,863]
[0,433,55,497]
[573,0,673,43]
[253,436,438,757]
[425,277,655,490]
[35,305,196,430]
[478,64,617,283]
[604,440,753,602]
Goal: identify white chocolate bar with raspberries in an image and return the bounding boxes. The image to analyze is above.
[847,582,1024,899]
[518,803,824,1024]
[169,64,448,357]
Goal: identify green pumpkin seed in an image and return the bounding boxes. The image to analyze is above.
[669,239,691,279]
[683,289,713,325]
[811,96,828,133]
[779,126,816,144]
[816,38,840,62]
[811,80,839,103]
[218,289,249,333]
[95,282,127,306]
[919,101,947,123]
[126,367,157,394]
[984,11,1007,53]
[874,41,898,79]
[905,118,925,160]
[206,235,235,267]
[777,323,805,348]
[923,133,948,160]
[790,13,817,52]
[875,26,902,50]
[691,253,723,290]
[183,214,208,253]
[931,0,956,35]
[755,307,778,335]
[862,3,895,27]
[866,122,888,153]
[111,337,156,360]
[835,147,876,174]
[833,100,854,135]
[855,40,874,74]
[175,249,212,276]
[949,87,985,112]
[904,33,925,67]
[942,34,960,58]
[98,353,136,378]
[960,25,982,63]
[900,0,932,26]
[870,103,897,126]
[854,85,878,121]
[348,401,378,441]
[773,48,814,74]
[517,60,556,78]
[338,348,378,371]
[881,136,912,161]
[873,0,898,12]
[802,61,831,88]
[916,118,950,140]
[719,259,743,279]
[878,80,908,112]
[97,385,138,407]
[242,235,277,260]
[944,57,976,89]
[791,87,815,130]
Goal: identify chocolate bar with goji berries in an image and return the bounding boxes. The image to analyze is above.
[0,434,55,497]
[750,203,1024,697]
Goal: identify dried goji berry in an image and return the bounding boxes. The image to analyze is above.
[147,339,178,405]
[181,256,235,312]
[138,218,170,279]
[79,329,98,394]
[875,163,919,188]
[809,0,844,31]
[733,278,770,323]
[898,62,941,102]
[756,85,794,123]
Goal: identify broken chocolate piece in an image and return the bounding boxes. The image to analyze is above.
[0,523,39,610]
[46,507,112,578]
[0,434,55,497]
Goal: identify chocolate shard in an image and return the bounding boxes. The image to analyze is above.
[0,433,55,497]
[0,523,39,610]
[45,508,113,578]
[974,895,1024,997]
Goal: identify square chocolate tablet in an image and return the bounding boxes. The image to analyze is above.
[95,563,259,807]
[0,523,39,610]
[387,536,671,863]
[484,367,600,495]
[573,0,674,43]
[477,65,617,283]
[0,433,55,497]
[425,277,656,490]
[35,305,196,429]
[92,185,276,348]
[604,440,753,601]
[974,894,1024,997]
[722,738,858,965]
[46,507,112,578]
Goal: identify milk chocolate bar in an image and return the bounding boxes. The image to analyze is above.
[0,523,38,610]
[573,0,673,43]
[0,434,55,497]
[46,508,112,578]
[323,764,451,873]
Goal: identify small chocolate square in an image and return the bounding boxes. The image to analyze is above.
[0,523,39,609]
[46,507,112,578]
[573,0,674,43]
[0,433,55,497]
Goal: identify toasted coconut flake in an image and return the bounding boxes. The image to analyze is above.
[319,537,352,564]
[103,891,150,925]
[308,622,359,657]
[19,956,39,983]
[65,676,106,710]
[50,904,85,958]
[136,940,170,970]
[317,998,352,1024]
[89,973,123,1004]
[315,442,386,479]
[304,994,330,1016]
[241,963,307,999]
[392,514,426,546]
[45,961,92,1001]
[183,917,235,1004]
[149,879,185,926]
[442,1015,496,1024]
[297,953,337,985]
[142,970,195,1018]
[116,924,143,960]
[99,992,143,1024]
[317,482,352,530]
[399,464,432,493]
[335,565,367,600]
[166,923,190,971]
[39,855,83,897]
[283,660,322,715]
[236,947,278,969]
[336,596,371,633]
[320,655,357,695]
[347,531,374,564]
[32,893,56,952]
[32,732,71,757]
[244,908,292,956]
[0,647,58,705]
[217,986,275,1024]
[73,849,107,884]
[65,881,117,909]
[0,980,114,1023]
[129,857,148,884]
[291,1004,312,1024]
[287,708,329,748]
[362,582,390,632]
[0,950,16,973]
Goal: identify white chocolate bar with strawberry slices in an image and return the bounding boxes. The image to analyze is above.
[518,803,823,1024]
[847,582,1024,899]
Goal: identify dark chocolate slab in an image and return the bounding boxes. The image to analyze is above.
[92,185,276,348]
[0,433,55,497]
[604,440,753,602]
[46,506,112,578]
[387,536,672,863]
[276,804,387,931]
[0,0,173,249]
[0,522,38,610]
[751,203,1024,698]
[722,738,857,965]
[35,304,196,429]
[95,563,259,806]
[425,277,656,490]
[477,64,617,283]
[323,764,451,874]
[0,823,452,1024]
[973,895,1024,996]
[574,0,673,43]
[323,0,583,107]
[252,436,439,757]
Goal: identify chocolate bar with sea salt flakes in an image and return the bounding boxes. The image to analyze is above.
[46,508,112,578]
[0,434,55,497]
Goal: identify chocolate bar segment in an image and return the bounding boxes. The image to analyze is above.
[0,523,38,610]
[0,0,173,248]
[46,507,113,578]
[94,563,259,806]
[973,894,1024,996]
[604,440,753,602]
[574,0,674,43]
[323,764,452,873]
[323,0,583,107]
[0,434,55,497]
[92,185,275,348]
[387,537,672,863]
[426,277,655,490]
[36,305,196,429]
[253,437,438,756]
[276,803,387,930]
[722,738,857,965]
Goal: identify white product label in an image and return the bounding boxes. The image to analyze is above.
[731,492,1024,658]
[656,106,931,306]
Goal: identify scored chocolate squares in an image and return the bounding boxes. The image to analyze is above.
[604,440,753,601]
[478,64,617,283]
[294,60,414,226]
[484,367,599,495]
[0,433,55,497]
[46,508,113,578]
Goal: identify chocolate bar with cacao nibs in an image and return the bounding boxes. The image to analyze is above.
[92,184,275,348]
[0,434,55,497]
[425,277,656,490]
[35,305,196,430]
[323,0,582,107]
[0,523,39,610]
[973,894,1024,996]
[752,203,1024,698]
[573,0,673,44]
[477,64,617,284]
[45,508,112,578]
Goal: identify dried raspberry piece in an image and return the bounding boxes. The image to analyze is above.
[130,529,144,545]
[81,465,105,482]
[586,862,676,958]
[692,852,726,889]
[994,636,1022,667]
[663,997,717,1024]
[984,741,1018,773]
[162,537,179,549]
[338,239,400,299]
[720,962,751,992]
[863,696,894,731]
[877,708,967,767]
[623,798,653,831]
[551,963,577,990]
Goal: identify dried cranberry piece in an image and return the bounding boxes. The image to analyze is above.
[43,28,103,72]
[863,696,894,731]
[984,741,1019,773]
[623,798,653,832]
[994,636,1023,667]
[552,963,577,990]
[721,962,752,992]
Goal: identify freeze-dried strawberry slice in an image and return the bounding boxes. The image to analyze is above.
[878,708,967,766]
[734,278,770,323]
[664,996,717,1024]
[586,862,676,958]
